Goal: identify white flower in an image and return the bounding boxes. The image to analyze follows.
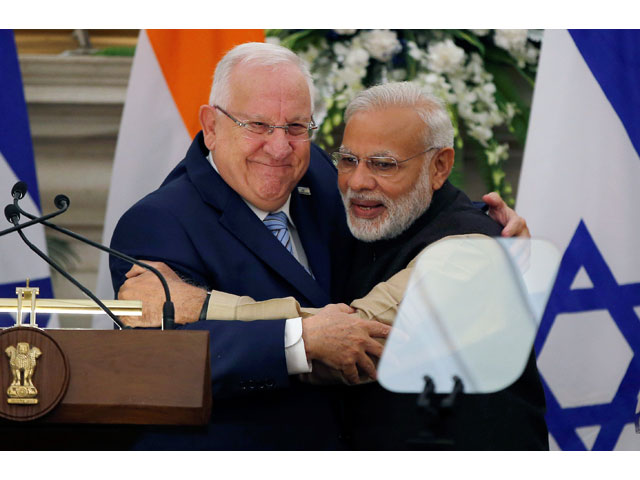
[494,29,528,52]
[265,36,281,45]
[504,102,517,121]
[328,64,365,93]
[426,39,466,74]
[361,30,402,62]
[416,72,452,101]
[299,44,320,66]
[488,109,504,125]
[334,29,357,35]
[391,68,407,81]
[527,29,544,43]
[406,40,424,60]
[344,47,370,69]
[424,73,441,84]
[468,124,493,145]
[333,42,350,61]
[482,82,496,95]
[470,29,490,37]
[525,45,540,64]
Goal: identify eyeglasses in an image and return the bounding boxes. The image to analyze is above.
[215,105,317,141]
[331,147,441,177]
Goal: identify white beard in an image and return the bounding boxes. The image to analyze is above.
[341,165,434,242]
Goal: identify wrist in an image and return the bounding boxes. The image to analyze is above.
[301,317,315,359]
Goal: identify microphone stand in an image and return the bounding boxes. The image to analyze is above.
[406,375,464,450]
[5,205,126,330]
[0,205,69,237]
[13,196,175,330]
[4,181,175,330]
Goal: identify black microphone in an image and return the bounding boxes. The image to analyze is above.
[5,204,20,224]
[5,205,127,330]
[11,181,28,200]
[10,183,175,330]
[54,194,69,210]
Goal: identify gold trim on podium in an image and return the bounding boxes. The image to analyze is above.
[0,298,142,316]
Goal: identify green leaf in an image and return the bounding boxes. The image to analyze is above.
[93,46,136,57]
[279,30,327,52]
[450,29,485,55]
[485,63,533,146]
[265,29,284,37]
[485,45,536,87]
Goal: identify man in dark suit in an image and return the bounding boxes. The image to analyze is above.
[333,82,548,450]
[110,42,388,449]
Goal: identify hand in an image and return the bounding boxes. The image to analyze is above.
[301,304,391,385]
[117,261,207,327]
[483,192,530,238]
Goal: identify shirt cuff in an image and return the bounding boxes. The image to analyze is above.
[284,317,312,374]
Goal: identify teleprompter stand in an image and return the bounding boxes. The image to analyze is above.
[407,375,464,449]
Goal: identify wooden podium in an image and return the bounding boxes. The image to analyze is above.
[0,327,212,429]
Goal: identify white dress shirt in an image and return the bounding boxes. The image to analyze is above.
[208,153,312,374]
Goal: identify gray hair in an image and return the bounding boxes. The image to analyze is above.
[208,42,315,110]
[344,82,454,148]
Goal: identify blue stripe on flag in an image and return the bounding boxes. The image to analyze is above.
[569,30,640,159]
[0,29,42,210]
[1,30,55,328]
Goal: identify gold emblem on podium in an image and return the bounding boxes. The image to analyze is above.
[5,342,42,404]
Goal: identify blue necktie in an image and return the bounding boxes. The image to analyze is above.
[264,211,293,255]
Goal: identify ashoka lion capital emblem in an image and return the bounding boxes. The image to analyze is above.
[5,342,42,404]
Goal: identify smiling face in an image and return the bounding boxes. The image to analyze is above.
[338,106,447,242]
[200,62,312,212]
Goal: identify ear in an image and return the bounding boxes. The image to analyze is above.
[199,105,217,151]
[429,147,455,191]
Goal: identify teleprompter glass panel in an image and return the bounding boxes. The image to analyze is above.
[378,236,561,394]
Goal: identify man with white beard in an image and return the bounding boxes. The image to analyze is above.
[148,81,547,450]
[334,82,548,450]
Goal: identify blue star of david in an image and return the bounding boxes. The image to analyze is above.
[534,220,640,450]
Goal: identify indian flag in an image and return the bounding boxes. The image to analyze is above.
[94,29,264,328]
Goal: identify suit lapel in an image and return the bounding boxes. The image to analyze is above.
[183,136,330,307]
[291,188,331,296]
[219,193,331,307]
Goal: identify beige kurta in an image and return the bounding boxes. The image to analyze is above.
[204,234,488,384]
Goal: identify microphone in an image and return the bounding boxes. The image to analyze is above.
[5,204,20,224]
[5,205,127,330]
[11,181,28,200]
[8,182,175,330]
[54,194,69,210]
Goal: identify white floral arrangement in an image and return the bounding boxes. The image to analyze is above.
[267,29,542,204]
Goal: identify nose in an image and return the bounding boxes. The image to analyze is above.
[345,160,377,192]
[262,128,293,160]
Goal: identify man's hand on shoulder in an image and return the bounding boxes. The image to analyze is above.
[301,304,391,385]
[118,261,207,327]
[483,192,531,238]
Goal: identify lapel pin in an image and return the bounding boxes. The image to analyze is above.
[297,186,311,196]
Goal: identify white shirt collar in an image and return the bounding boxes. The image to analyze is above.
[207,152,296,228]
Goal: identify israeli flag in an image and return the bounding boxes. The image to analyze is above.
[0,30,55,327]
[517,30,640,450]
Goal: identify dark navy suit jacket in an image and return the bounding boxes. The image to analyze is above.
[110,132,353,449]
